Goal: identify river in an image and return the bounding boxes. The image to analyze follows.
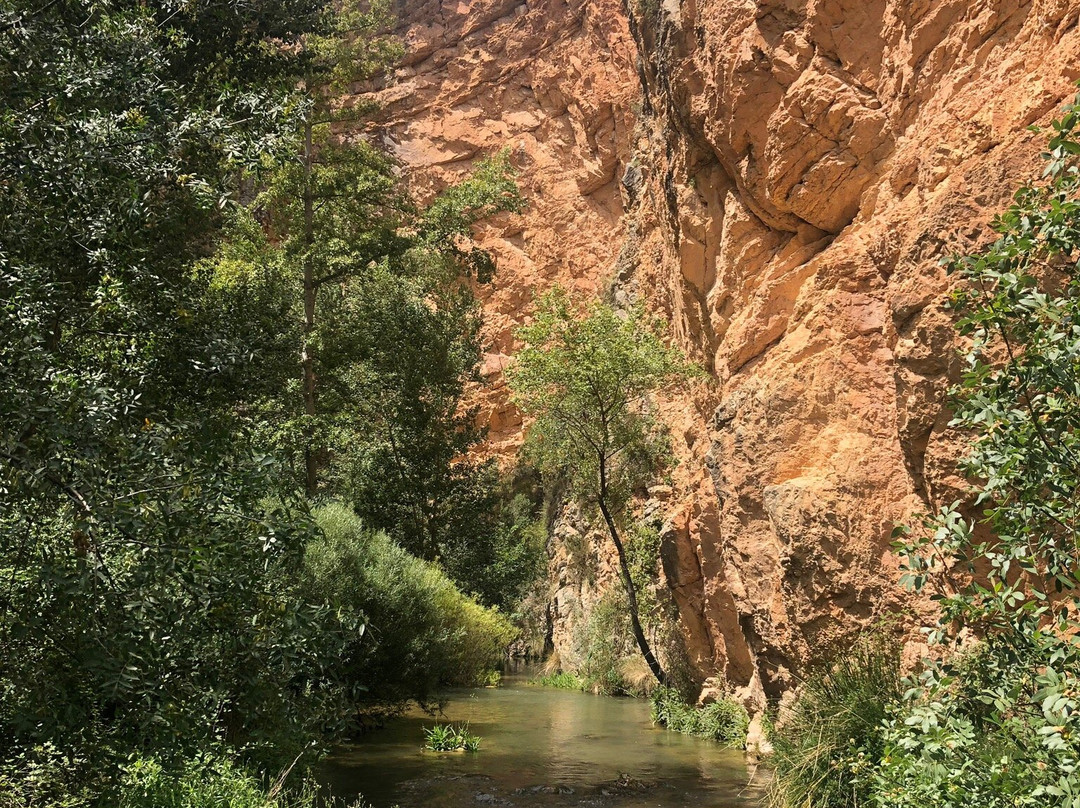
[320,670,766,808]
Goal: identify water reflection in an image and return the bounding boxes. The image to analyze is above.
[320,672,765,807]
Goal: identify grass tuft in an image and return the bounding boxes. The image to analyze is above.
[766,634,903,808]
[422,723,482,752]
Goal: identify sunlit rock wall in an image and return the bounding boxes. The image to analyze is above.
[366,0,1080,704]
[360,0,637,457]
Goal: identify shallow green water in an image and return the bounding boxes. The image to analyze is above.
[320,671,765,808]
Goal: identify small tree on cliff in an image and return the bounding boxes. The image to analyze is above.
[507,288,698,685]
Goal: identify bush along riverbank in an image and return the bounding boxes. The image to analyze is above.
[768,94,1080,808]
[651,688,749,747]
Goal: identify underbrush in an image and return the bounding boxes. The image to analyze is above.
[530,671,586,690]
[422,723,481,752]
[304,503,517,709]
[651,687,749,747]
[113,755,321,808]
[767,635,903,808]
[767,633,1080,808]
[0,751,368,808]
[869,636,1080,808]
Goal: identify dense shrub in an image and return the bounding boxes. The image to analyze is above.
[870,637,1076,808]
[0,744,95,808]
[766,636,903,808]
[303,503,516,709]
[651,687,749,746]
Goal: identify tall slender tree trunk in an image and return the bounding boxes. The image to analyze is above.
[301,117,319,499]
[598,454,667,686]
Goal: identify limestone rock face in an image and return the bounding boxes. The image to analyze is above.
[625,0,1080,695]
[369,0,1080,697]
[360,0,638,458]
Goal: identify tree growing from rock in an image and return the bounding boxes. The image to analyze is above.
[507,289,698,685]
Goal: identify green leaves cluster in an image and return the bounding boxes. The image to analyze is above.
[508,288,694,510]
[878,97,1080,807]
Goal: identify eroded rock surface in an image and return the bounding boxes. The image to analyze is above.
[624,0,1080,699]
[368,0,1080,701]
[359,0,637,457]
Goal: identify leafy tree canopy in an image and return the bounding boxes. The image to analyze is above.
[508,287,699,685]
[0,0,362,781]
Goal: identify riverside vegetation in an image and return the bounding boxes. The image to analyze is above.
[767,94,1080,808]
[0,0,537,804]
[422,724,482,753]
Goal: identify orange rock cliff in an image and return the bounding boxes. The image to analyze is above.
[360,0,1080,705]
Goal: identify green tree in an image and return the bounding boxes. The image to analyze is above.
[218,0,522,499]
[507,288,697,685]
[207,150,523,564]
[0,0,356,789]
[196,0,526,600]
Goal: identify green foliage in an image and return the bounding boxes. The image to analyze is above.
[209,140,525,591]
[650,688,749,747]
[576,591,637,695]
[437,477,548,612]
[302,503,517,710]
[0,0,517,801]
[0,0,357,791]
[508,288,695,512]
[766,636,903,808]
[566,590,665,697]
[530,672,587,690]
[0,743,95,808]
[216,144,522,493]
[422,723,482,752]
[419,149,525,283]
[870,639,1072,808]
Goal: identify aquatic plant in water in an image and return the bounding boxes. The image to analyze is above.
[423,723,482,752]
